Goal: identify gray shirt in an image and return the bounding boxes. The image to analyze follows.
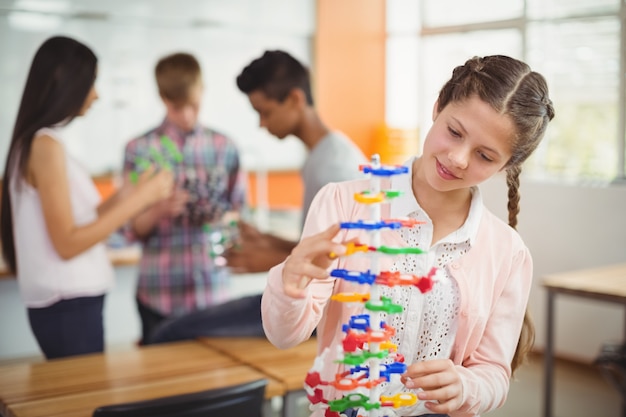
[301,131,367,223]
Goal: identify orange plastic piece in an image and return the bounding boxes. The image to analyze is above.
[331,293,371,303]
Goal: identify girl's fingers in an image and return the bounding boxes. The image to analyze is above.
[400,360,463,412]
[284,260,331,281]
[136,165,156,184]
[282,223,346,297]
[293,224,345,261]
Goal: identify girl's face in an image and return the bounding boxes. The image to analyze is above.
[420,95,515,193]
[78,84,98,116]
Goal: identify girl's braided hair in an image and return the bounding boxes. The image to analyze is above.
[437,55,555,372]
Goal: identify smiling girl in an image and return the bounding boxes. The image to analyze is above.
[261,55,555,417]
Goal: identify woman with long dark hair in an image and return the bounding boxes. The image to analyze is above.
[1,36,174,359]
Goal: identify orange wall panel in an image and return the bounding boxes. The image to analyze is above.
[247,171,303,210]
[314,0,386,159]
[248,0,386,210]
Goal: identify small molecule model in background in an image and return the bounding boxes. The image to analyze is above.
[129,135,183,183]
[304,154,440,417]
[129,135,232,225]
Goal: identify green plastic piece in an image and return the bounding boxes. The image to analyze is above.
[384,190,403,198]
[365,296,404,314]
[160,135,183,162]
[130,135,183,181]
[338,349,389,366]
[149,147,166,166]
[135,157,151,169]
[377,245,425,255]
[328,393,380,412]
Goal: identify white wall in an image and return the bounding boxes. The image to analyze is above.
[481,175,626,362]
[0,0,312,174]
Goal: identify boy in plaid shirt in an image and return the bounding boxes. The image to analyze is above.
[123,52,246,344]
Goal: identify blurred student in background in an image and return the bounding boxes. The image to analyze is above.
[147,49,366,344]
[0,36,173,359]
[122,52,246,344]
[226,49,367,273]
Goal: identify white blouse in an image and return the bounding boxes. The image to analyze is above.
[375,157,483,416]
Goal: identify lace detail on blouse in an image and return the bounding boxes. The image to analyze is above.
[376,210,467,415]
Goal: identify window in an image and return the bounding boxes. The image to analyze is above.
[386,0,626,182]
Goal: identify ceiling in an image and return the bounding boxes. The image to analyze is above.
[0,0,314,33]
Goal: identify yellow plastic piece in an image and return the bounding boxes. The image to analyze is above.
[380,392,418,408]
[354,192,385,204]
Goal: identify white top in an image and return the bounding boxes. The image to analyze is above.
[301,131,367,223]
[10,127,114,308]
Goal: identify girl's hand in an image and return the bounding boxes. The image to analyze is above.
[135,167,174,206]
[401,359,463,413]
[281,223,346,298]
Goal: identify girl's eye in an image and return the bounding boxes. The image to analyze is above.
[478,151,494,162]
[448,127,461,138]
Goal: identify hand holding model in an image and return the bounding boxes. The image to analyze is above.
[132,166,176,208]
[401,359,463,414]
[281,224,347,298]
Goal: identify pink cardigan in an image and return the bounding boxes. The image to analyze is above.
[261,179,532,416]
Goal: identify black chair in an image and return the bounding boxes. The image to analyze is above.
[595,341,626,401]
[92,378,267,417]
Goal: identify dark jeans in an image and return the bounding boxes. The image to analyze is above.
[146,293,265,345]
[136,297,167,345]
[28,295,105,359]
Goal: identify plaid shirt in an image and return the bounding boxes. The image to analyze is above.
[123,118,246,317]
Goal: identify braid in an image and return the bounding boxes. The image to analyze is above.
[506,163,536,373]
[512,311,536,373]
[436,55,552,374]
[506,164,521,230]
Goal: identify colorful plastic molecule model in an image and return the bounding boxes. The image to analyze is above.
[304,155,440,417]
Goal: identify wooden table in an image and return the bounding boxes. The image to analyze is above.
[199,337,318,417]
[542,263,626,417]
[0,340,283,417]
